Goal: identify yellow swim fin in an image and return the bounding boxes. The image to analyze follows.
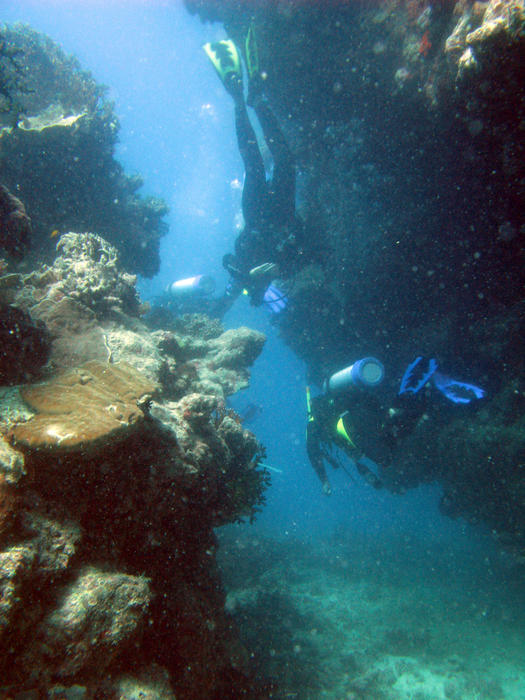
[203,40,241,88]
[245,24,259,80]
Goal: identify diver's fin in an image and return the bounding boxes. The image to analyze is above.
[399,357,437,395]
[245,24,267,106]
[203,40,242,97]
[432,372,485,404]
[263,284,288,314]
[245,24,259,80]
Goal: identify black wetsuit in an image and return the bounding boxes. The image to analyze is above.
[228,95,305,282]
[306,389,425,492]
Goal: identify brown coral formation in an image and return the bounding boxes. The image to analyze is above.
[446,0,524,78]
[0,233,268,696]
[24,567,153,681]
[156,324,266,399]
[9,360,157,451]
[1,232,265,395]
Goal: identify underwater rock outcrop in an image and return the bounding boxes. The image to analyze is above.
[0,232,269,696]
[0,183,31,259]
[0,24,168,277]
[188,0,524,551]
[0,302,50,385]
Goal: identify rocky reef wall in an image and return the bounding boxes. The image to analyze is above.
[187,1,524,550]
[0,233,269,697]
[0,25,168,277]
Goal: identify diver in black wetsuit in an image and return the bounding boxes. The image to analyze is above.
[204,31,306,311]
[306,356,486,496]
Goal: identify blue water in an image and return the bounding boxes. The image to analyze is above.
[2,0,494,554]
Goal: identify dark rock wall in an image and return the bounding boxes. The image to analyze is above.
[188,1,524,549]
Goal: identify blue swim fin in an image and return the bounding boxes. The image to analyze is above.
[432,372,485,404]
[399,357,438,395]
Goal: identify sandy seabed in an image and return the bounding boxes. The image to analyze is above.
[219,529,525,699]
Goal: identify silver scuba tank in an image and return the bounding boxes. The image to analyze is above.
[165,274,216,298]
[324,357,384,395]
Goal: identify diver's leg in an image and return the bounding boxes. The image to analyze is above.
[253,98,295,220]
[234,101,267,228]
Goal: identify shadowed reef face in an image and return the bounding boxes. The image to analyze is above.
[189,0,525,553]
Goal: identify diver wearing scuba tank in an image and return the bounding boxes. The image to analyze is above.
[203,28,309,306]
[306,356,485,495]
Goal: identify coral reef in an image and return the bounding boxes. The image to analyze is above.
[41,231,140,316]
[9,360,156,451]
[0,233,269,696]
[25,567,152,683]
[0,24,168,277]
[155,324,266,399]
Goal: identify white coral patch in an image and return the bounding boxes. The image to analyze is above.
[46,425,75,444]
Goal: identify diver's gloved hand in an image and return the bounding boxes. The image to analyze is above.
[247,263,280,307]
[249,262,279,279]
[322,481,332,496]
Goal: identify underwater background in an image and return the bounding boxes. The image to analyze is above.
[0,1,523,698]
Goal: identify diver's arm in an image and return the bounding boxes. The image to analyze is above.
[336,408,383,490]
[336,440,382,490]
[306,419,331,495]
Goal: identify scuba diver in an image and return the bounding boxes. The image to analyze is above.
[203,27,307,309]
[306,356,485,495]
[156,271,287,320]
